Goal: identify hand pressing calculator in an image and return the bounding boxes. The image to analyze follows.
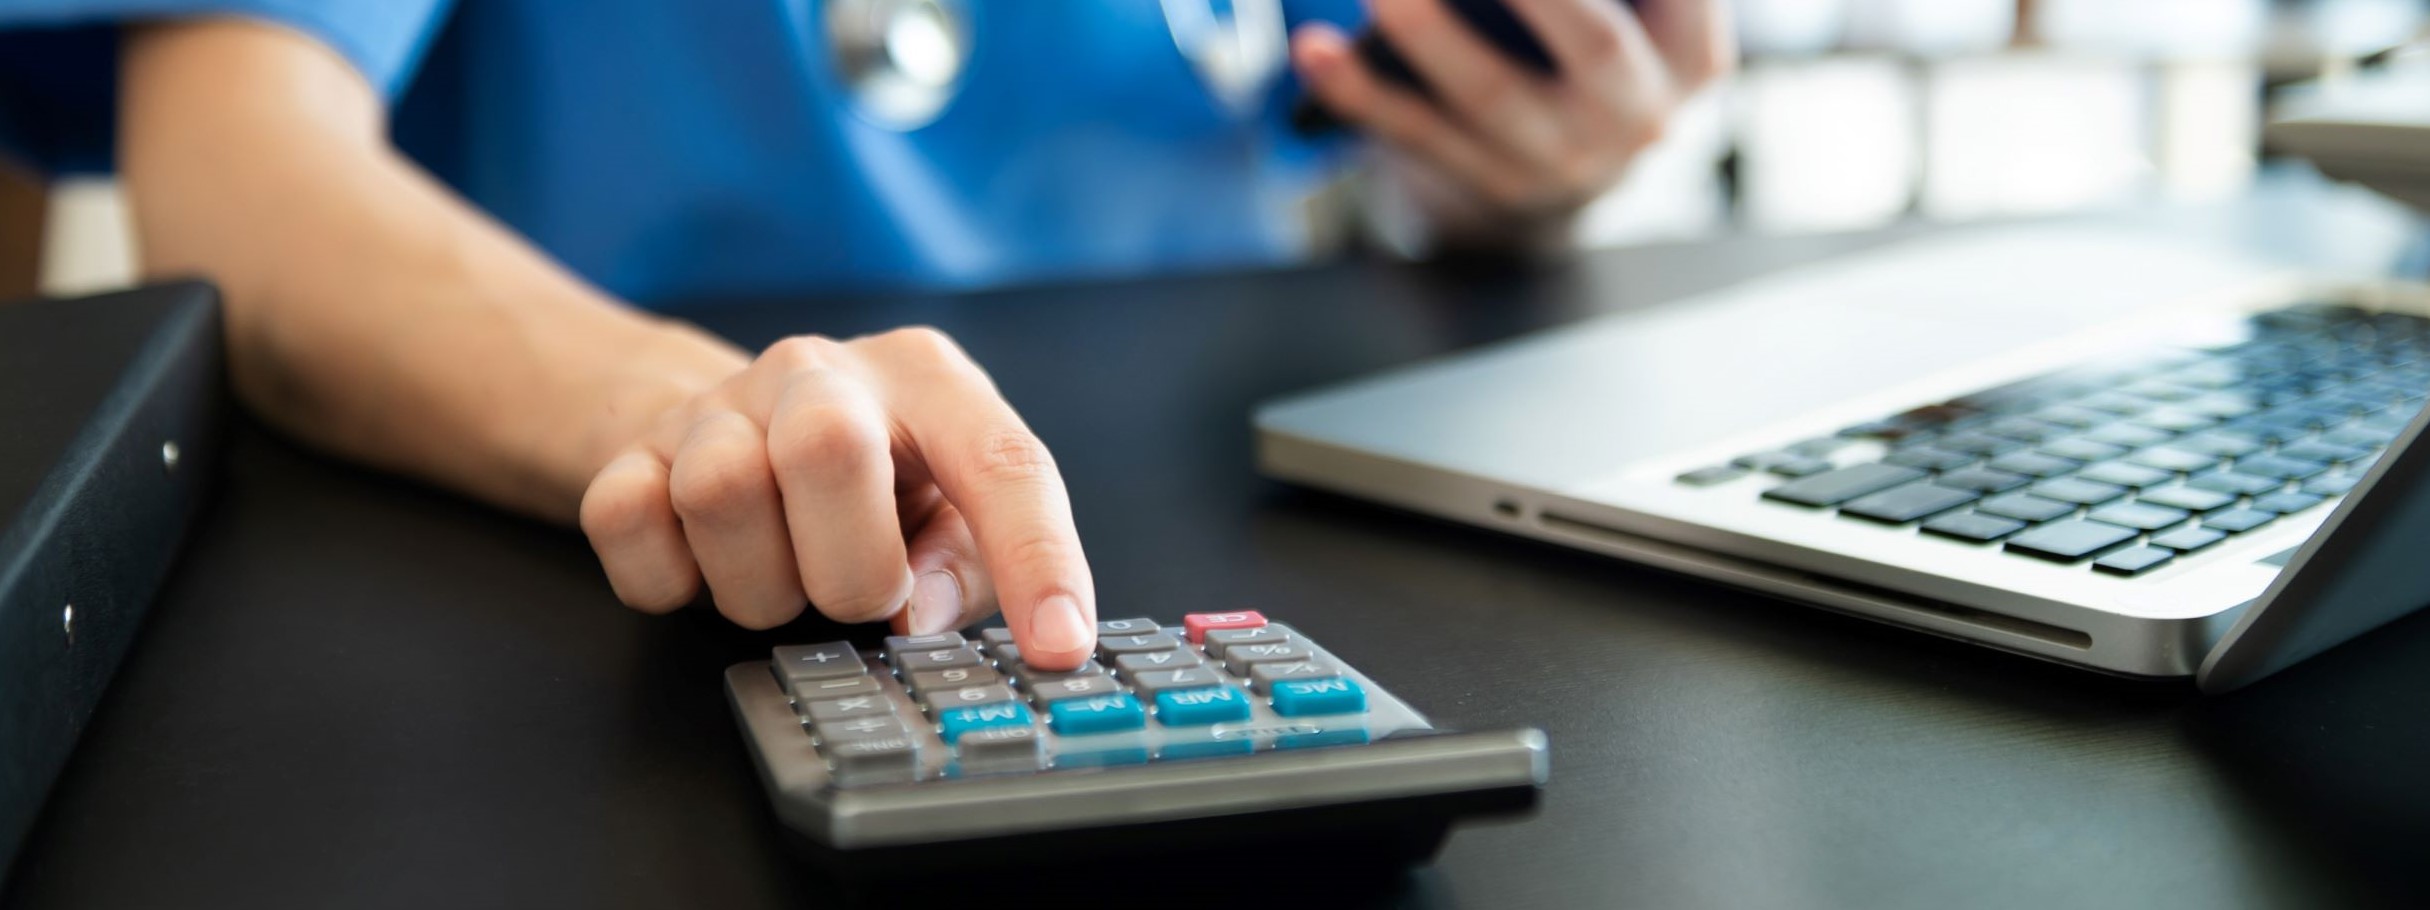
[725,611,1547,867]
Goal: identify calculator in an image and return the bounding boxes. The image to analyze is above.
[725,611,1548,867]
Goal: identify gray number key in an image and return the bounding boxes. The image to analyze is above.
[954,725,1046,773]
[1113,650,1202,675]
[905,665,1000,693]
[919,683,1017,714]
[1202,627,1290,660]
[787,674,882,703]
[1247,660,1340,694]
[1009,659,1107,688]
[804,694,893,724]
[893,645,985,673]
[1130,666,1225,695]
[978,628,1017,651]
[1025,674,1123,705]
[814,714,911,743]
[1222,642,1315,676]
[823,734,922,786]
[883,632,966,658]
[1095,632,1181,656]
[1096,618,1161,636]
[773,642,866,680]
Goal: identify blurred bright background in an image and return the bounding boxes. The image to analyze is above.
[1576,0,2426,247]
[15,0,2430,296]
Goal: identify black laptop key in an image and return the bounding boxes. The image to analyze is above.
[1840,483,1979,524]
[2083,423,2173,448]
[1920,511,2027,543]
[2250,491,2326,515]
[1984,451,2078,478]
[2037,437,2129,463]
[1675,465,1747,486]
[2028,477,2129,506]
[1883,447,1976,472]
[2189,471,2282,496]
[2148,526,2227,553]
[1935,433,2024,457]
[2075,461,2174,489]
[2300,474,2360,496]
[1786,437,1855,458]
[2075,392,2152,416]
[2005,519,2138,563]
[2134,485,2236,513]
[2203,508,2277,533]
[2232,454,2328,482]
[2032,405,2111,429]
[2125,446,2219,474]
[2132,409,2216,434]
[1934,467,2030,493]
[2169,432,2263,458]
[1982,417,2064,443]
[2093,546,2176,577]
[2275,440,2372,465]
[1977,493,2077,523]
[2086,501,2190,531]
[1734,452,1832,477]
[2320,425,2399,449]
[1762,463,1926,508]
[1768,457,1832,477]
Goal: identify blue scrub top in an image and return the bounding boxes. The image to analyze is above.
[0,0,1365,305]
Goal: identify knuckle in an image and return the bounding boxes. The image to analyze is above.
[621,578,697,615]
[768,402,887,475]
[1462,71,1525,114]
[578,474,656,543]
[1574,22,1625,66]
[668,442,767,523]
[1001,531,1084,579]
[761,335,844,372]
[965,425,1059,488]
[810,576,910,623]
[877,325,971,369]
[718,596,805,631]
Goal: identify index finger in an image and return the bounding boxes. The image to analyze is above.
[866,328,1098,669]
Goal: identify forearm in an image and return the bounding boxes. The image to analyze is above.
[118,20,745,522]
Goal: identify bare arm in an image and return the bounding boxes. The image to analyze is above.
[118,20,1101,665]
[120,19,743,521]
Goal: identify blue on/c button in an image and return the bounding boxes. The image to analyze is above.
[1049,694,1146,734]
[938,702,1032,743]
[1270,677,1367,717]
[1154,686,1252,726]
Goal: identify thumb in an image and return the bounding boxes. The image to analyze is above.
[890,503,999,637]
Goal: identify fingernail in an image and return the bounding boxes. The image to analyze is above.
[910,571,961,635]
[1028,594,1092,656]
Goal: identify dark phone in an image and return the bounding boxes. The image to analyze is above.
[1289,0,1635,135]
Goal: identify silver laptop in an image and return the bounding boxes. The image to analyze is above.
[1255,226,2430,692]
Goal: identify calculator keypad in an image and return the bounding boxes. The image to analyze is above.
[772,613,1425,786]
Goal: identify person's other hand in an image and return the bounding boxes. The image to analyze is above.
[577,328,1098,668]
[1291,0,1734,230]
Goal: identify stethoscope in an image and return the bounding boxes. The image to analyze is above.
[824,0,1288,130]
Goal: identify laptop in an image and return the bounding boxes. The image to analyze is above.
[1255,226,2430,692]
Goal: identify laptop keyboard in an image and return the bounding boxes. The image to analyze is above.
[1675,303,2430,576]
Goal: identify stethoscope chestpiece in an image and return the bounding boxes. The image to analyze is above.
[827,0,970,130]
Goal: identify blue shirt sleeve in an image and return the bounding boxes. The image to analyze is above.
[0,0,454,175]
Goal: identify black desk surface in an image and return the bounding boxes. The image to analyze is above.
[8,209,2429,909]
